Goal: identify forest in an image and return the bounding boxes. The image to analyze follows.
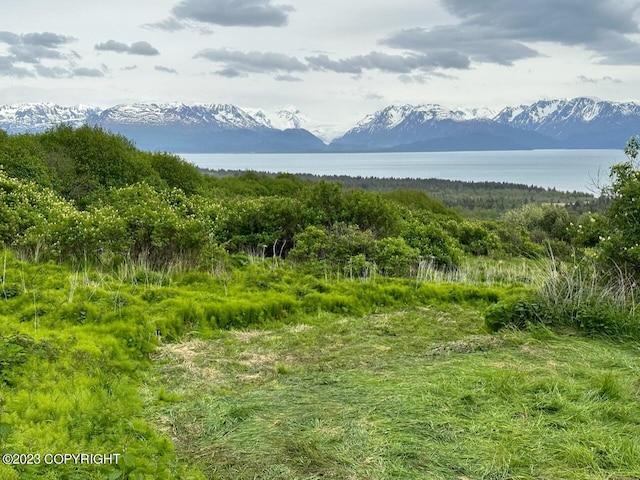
[0,125,638,479]
[202,168,602,219]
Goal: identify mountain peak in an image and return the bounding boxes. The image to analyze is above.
[493,97,640,136]
[333,97,640,150]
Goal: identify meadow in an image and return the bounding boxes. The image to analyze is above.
[0,126,638,479]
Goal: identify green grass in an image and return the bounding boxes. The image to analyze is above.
[146,308,640,480]
[0,249,638,479]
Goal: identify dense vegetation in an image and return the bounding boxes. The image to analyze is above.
[1,125,561,271]
[202,168,602,219]
[0,126,638,479]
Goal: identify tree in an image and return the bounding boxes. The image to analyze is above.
[598,136,640,276]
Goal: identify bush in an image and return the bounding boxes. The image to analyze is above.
[0,133,53,187]
[449,220,501,256]
[149,152,204,195]
[402,219,461,268]
[216,196,309,254]
[571,212,609,248]
[597,136,640,277]
[503,204,572,243]
[485,257,640,339]
[373,237,420,277]
[484,297,545,332]
[38,125,160,206]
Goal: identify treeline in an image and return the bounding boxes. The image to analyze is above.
[201,168,600,218]
[0,126,602,277]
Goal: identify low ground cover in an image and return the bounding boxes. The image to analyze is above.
[146,305,640,480]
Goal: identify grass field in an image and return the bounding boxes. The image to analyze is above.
[146,305,640,480]
[0,251,638,479]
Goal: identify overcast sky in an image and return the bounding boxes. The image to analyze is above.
[2,0,640,131]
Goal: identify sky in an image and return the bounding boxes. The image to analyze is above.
[2,0,640,134]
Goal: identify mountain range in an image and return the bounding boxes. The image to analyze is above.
[1,97,639,153]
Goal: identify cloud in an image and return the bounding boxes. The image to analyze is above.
[121,65,138,71]
[95,40,160,56]
[382,27,539,66]
[577,75,622,83]
[171,0,294,27]
[74,67,105,77]
[398,74,428,84]
[305,51,470,74]
[195,47,470,80]
[0,32,20,45]
[33,65,105,78]
[145,17,188,32]
[147,0,293,32]
[274,74,302,82]
[195,48,308,75]
[382,0,640,66]
[214,67,247,78]
[21,32,75,47]
[34,65,71,78]
[0,30,95,77]
[439,0,638,45]
[8,44,68,63]
[95,40,129,53]
[363,92,384,101]
[0,31,76,64]
[143,17,214,34]
[0,56,34,78]
[155,65,178,74]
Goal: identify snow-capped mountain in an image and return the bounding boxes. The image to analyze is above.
[332,98,640,151]
[94,103,326,152]
[463,107,496,120]
[333,104,468,148]
[354,104,468,132]
[95,103,268,130]
[272,106,309,130]
[0,102,326,153]
[0,103,100,133]
[332,104,535,150]
[2,97,640,152]
[493,98,640,147]
[245,105,336,143]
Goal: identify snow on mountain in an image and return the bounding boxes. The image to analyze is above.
[0,103,100,133]
[244,109,274,129]
[493,97,640,134]
[245,105,335,143]
[3,97,640,151]
[461,107,496,120]
[350,104,469,135]
[97,103,268,130]
[333,103,487,149]
[273,105,308,130]
[0,102,273,132]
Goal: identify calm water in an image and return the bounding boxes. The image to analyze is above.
[180,149,628,193]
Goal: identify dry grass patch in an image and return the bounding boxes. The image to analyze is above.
[231,329,269,343]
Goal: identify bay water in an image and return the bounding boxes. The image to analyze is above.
[180,149,628,193]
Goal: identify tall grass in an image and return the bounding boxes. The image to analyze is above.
[486,253,640,339]
[416,256,543,286]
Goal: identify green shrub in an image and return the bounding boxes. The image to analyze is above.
[373,237,419,276]
[449,220,502,256]
[503,204,572,243]
[342,189,402,238]
[0,133,53,187]
[149,152,204,195]
[402,220,461,268]
[38,125,160,206]
[484,297,545,332]
[486,257,640,339]
[571,212,608,248]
